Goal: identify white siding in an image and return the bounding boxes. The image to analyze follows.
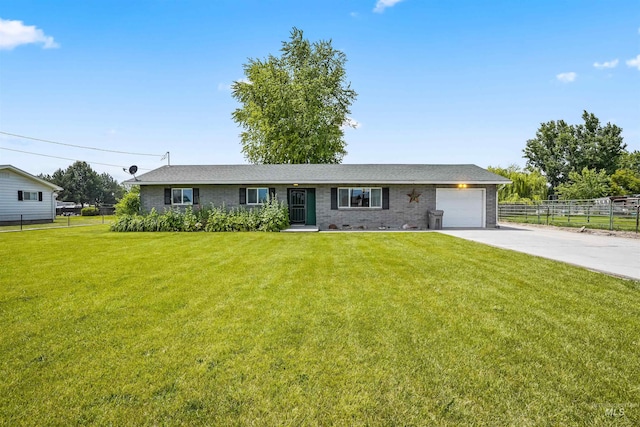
[0,170,57,222]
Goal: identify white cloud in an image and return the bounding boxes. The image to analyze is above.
[0,18,59,50]
[556,72,577,83]
[626,54,640,70]
[593,59,618,69]
[373,0,404,13]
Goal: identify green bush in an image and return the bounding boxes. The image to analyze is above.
[259,196,289,231]
[115,187,140,216]
[81,206,99,216]
[110,196,289,233]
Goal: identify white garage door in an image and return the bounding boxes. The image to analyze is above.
[436,188,485,228]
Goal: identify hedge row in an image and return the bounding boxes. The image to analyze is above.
[110,198,289,232]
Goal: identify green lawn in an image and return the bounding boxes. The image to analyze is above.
[1,227,638,425]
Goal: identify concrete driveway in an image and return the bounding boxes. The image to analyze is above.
[438,224,640,281]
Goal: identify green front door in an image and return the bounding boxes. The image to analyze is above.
[305,188,316,225]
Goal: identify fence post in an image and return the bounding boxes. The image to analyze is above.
[20,214,23,231]
[636,206,639,234]
[609,203,613,231]
[546,207,549,225]
[68,215,70,227]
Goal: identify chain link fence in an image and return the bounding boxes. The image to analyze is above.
[499,198,640,233]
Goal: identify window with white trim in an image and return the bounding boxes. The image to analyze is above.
[172,188,193,205]
[23,191,40,201]
[247,188,269,205]
[338,187,382,208]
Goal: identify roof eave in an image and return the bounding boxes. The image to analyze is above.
[130,180,511,185]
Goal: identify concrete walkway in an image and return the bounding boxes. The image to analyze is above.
[438,224,640,281]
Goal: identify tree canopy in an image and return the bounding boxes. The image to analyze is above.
[488,165,548,202]
[556,168,611,200]
[40,161,125,205]
[523,111,626,194]
[231,27,357,164]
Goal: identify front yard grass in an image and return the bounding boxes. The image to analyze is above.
[0,227,638,425]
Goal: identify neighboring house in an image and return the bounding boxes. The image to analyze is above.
[0,165,63,225]
[129,164,510,230]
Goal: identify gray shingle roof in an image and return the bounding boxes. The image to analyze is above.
[128,164,510,185]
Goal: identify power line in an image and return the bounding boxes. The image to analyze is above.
[0,131,164,157]
[0,146,151,170]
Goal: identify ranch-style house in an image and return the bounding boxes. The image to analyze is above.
[128,164,510,230]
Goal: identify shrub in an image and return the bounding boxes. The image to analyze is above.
[205,205,228,232]
[110,198,289,233]
[81,206,99,216]
[158,208,184,232]
[259,196,289,231]
[115,187,140,216]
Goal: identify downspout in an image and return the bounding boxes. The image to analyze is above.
[496,183,509,228]
[52,191,58,222]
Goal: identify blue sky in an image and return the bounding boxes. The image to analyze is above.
[1,0,638,182]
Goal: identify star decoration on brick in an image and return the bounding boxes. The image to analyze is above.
[407,189,421,203]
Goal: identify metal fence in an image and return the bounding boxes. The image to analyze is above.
[0,213,113,231]
[499,198,640,233]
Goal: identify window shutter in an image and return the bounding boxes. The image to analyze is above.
[239,188,246,205]
[164,188,171,205]
[382,188,389,210]
[38,192,43,202]
[18,190,23,201]
[193,188,200,205]
[269,187,276,199]
[330,188,337,210]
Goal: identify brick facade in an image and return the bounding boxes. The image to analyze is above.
[140,183,498,230]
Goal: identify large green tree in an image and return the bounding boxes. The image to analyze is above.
[618,150,640,174]
[231,27,357,164]
[556,168,611,200]
[610,169,640,196]
[98,172,126,205]
[41,162,124,205]
[523,111,626,194]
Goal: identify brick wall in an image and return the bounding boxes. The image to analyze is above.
[140,183,499,229]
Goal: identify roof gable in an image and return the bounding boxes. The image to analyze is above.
[0,165,63,191]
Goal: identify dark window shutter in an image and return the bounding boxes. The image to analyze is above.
[193,188,200,205]
[164,188,171,205]
[269,187,276,199]
[330,188,337,210]
[382,188,389,210]
[38,192,43,202]
[239,188,246,205]
[18,190,23,201]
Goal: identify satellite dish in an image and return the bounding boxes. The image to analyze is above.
[128,165,138,175]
